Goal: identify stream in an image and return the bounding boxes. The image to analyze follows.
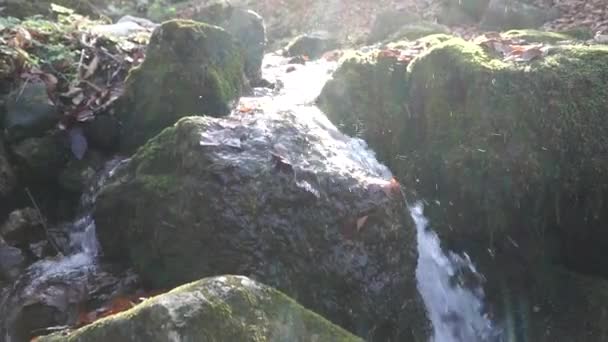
[1,53,501,342]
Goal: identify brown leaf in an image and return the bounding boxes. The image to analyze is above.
[83,54,99,79]
[356,215,369,231]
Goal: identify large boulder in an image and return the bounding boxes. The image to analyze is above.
[480,0,559,30]
[284,32,339,59]
[367,10,448,44]
[95,113,427,340]
[115,20,245,151]
[178,2,267,83]
[38,276,364,342]
[319,36,608,341]
[10,132,70,182]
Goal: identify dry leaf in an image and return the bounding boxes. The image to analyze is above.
[83,54,100,79]
[356,216,369,231]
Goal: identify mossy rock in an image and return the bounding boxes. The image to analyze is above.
[38,276,363,342]
[317,51,409,167]
[503,29,574,43]
[10,132,70,182]
[319,35,608,340]
[95,114,427,340]
[116,20,244,151]
[283,33,339,59]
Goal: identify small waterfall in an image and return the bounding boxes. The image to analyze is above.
[0,158,129,341]
[410,203,501,342]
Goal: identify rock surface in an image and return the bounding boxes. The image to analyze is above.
[4,82,59,143]
[38,275,364,342]
[95,113,426,340]
[284,33,339,59]
[179,2,267,83]
[319,34,608,341]
[116,20,244,151]
[0,142,16,200]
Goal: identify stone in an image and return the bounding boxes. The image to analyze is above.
[0,243,26,281]
[367,9,447,44]
[38,276,364,342]
[10,132,70,182]
[0,207,44,246]
[317,35,608,341]
[95,113,426,340]
[184,2,266,83]
[284,32,339,59]
[480,0,559,30]
[3,81,59,142]
[115,20,244,151]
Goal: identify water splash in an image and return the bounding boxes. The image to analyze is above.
[410,202,501,342]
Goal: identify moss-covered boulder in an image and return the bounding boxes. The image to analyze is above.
[10,132,70,182]
[284,33,339,59]
[175,2,267,83]
[319,36,608,340]
[480,0,558,30]
[367,10,448,44]
[116,20,244,151]
[94,113,427,340]
[38,276,363,342]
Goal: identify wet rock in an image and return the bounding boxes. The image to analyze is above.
[116,20,244,151]
[10,132,70,182]
[0,255,138,342]
[0,142,16,199]
[95,114,426,340]
[58,150,105,193]
[38,276,363,342]
[3,82,59,142]
[284,32,339,59]
[480,0,559,30]
[1,207,44,246]
[318,36,608,341]
[0,243,26,281]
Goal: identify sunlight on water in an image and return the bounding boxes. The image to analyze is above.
[410,203,501,342]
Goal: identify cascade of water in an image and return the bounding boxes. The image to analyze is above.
[0,158,128,341]
[410,202,501,342]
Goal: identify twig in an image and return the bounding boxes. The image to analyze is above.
[25,188,63,256]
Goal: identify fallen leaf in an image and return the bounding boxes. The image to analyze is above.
[356,215,369,231]
[83,54,99,79]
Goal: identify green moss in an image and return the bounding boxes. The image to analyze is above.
[118,20,244,151]
[39,276,363,342]
[503,29,575,43]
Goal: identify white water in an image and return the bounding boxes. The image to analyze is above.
[0,158,127,341]
[410,203,501,342]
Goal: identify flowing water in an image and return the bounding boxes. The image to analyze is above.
[410,203,502,342]
[0,159,133,341]
[1,52,504,342]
